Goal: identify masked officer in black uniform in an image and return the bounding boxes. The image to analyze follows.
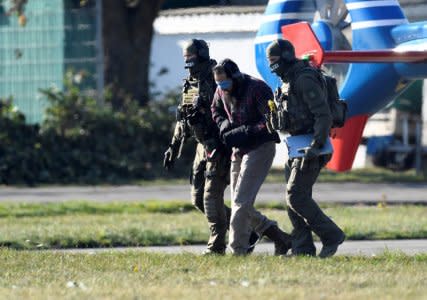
[266,39,345,258]
[163,39,257,255]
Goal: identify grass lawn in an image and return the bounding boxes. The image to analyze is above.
[0,202,426,249]
[0,250,425,299]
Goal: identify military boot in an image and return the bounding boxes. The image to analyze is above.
[318,232,345,258]
[263,225,292,256]
[290,225,316,256]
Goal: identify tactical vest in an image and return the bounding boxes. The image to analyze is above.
[179,77,218,144]
[291,67,347,129]
[278,80,316,135]
[181,78,199,107]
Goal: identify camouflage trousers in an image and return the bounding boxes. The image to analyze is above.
[285,154,344,255]
[191,143,230,253]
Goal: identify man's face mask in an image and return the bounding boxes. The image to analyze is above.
[183,54,202,77]
[269,61,281,74]
[269,58,293,82]
[216,79,232,91]
[184,57,197,69]
[268,56,287,76]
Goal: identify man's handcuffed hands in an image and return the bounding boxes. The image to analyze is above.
[222,125,254,148]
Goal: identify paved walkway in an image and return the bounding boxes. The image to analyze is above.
[1,182,427,204]
[56,240,427,256]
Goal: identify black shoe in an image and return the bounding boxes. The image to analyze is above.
[247,231,260,254]
[202,248,225,256]
[318,233,345,258]
[264,225,292,256]
[274,239,292,256]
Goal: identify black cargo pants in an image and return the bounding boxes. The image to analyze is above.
[284,154,344,255]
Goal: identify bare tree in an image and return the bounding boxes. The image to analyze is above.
[102,0,165,108]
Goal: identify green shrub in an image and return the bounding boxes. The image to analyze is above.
[0,73,194,184]
[0,98,43,184]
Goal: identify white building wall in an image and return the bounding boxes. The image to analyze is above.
[150,32,262,93]
[150,11,265,92]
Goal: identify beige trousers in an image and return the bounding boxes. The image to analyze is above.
[228,141,277,254]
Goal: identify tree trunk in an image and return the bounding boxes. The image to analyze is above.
[102,0,164,108]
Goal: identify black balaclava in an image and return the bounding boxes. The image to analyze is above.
[183,39,210,78]
[266,39,297,82]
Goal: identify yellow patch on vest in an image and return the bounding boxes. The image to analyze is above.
[182,80,199,106]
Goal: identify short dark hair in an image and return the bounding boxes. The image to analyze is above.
[213,59,242,78]
[213,64,227,77]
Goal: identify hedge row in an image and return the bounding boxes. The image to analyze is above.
[0,78,194,185]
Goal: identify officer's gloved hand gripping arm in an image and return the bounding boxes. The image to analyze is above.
[297,74,332,160]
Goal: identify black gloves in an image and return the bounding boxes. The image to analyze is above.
[299,141,323,171]
[163,146,177,170]
[219,119,233,138]
[222,125,254,148]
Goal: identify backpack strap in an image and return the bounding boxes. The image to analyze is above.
[289,66,325,96]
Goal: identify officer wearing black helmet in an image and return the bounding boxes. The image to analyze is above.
[163,39,257,255]
[266,39,345,258]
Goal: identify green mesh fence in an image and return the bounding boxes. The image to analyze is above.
[0,0,98,123]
